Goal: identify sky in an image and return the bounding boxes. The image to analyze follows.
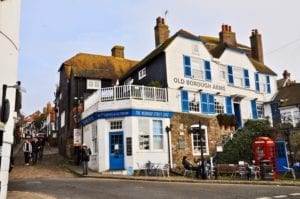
[18,0,300,116]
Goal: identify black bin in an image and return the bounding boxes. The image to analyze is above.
[260,160,274,181]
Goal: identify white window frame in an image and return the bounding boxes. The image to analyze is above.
[257,103,265,119]
[214,96,225,114]
[189,92,200,112]
[138,67,146,80]
[152,120,163,150]
[138,118,150,150]
[191,125,209,156]
[87,79,101,90]
[110,120,123,130]
[191,57,204,80]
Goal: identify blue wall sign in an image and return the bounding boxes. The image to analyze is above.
[81,109,173,126]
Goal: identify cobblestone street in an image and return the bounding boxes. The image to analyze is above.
[9,142,74,180]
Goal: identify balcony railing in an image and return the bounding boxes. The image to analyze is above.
[85,85,167,109]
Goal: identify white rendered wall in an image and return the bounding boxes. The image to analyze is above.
[164,36,277,123]
[0,0,21,198]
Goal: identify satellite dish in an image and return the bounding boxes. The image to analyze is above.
[1,99,10,123]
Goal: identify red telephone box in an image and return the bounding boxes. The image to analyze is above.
[253,137,278,179]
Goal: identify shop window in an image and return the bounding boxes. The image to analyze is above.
[138,119,150,150]
[192,126,208,155]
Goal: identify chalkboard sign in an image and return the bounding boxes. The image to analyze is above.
[126,137,132,156]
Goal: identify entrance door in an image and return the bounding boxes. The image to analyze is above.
[275,141,289,172]
[234,103,242,127]
[109,132,124,170]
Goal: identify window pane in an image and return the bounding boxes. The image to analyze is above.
[153,120,163,149]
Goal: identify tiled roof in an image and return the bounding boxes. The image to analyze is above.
[273,83,300,107]
[59,53,138,80]
[277,78,286,88]
[200,35,277,76]
[248,58,277,76]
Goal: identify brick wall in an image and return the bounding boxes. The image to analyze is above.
[170,112,233,170]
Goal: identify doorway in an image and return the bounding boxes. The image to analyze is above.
[234,103,242,127]
[109,131,124,170]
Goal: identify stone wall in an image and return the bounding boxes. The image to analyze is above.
[170,112,233,170]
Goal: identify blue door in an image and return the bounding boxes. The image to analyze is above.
[109,132,124,170]
[234,103,242,127]
[275,141,289,172]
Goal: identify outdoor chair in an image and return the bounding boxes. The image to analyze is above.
[157,163,170,177]
[136,162,148,176]
[282,166,296,180]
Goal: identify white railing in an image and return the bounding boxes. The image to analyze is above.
[85,85,167,109]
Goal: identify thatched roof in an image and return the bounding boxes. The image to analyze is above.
[59,53,138,80]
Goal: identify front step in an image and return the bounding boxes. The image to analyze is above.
[102,170,128,175]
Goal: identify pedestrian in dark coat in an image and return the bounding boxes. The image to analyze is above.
[22,138,32,165]
[31,137,40,164]
[81,144,92,175]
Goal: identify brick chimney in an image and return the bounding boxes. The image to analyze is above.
[282,70,290,79]
[250,29,264,63]
[111,45,124,58]
[219,24,237,46]
[154,16,170,47]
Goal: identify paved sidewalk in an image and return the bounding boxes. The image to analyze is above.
[64,164,300,186]
[7,142,299,199]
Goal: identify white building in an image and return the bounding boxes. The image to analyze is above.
[82,85,173,172]
[81,17,278,174]
[0,0,21,198]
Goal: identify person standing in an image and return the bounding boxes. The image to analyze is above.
[22,138,32,166]
[81,144,91,176]
[31,137,39,165]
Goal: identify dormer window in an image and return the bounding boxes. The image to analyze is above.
[138,67,146,80]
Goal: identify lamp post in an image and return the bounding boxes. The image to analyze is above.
[198,120,207,179]
[190,121,207,179]
[165,124,172,169]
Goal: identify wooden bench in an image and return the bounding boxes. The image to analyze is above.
[215,164,238,178]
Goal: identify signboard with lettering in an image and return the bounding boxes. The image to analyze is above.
[173,77,226,91]
[73,128,81,146]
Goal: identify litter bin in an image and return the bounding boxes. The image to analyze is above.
[260,160,274,180]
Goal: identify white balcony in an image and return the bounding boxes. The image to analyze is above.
[84,85,168,111]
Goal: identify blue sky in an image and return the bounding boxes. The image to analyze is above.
[18,0,300,115]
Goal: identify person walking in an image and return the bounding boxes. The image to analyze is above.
[81,144,91,176]
[22,138,32,166]
[31,137,40,165]
[38,137,45,160]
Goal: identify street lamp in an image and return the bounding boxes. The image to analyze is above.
[165,124,172,169]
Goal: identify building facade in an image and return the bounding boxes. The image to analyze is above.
[56,47,138,159]
[81,17,279,173]
[0,0,21,198]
